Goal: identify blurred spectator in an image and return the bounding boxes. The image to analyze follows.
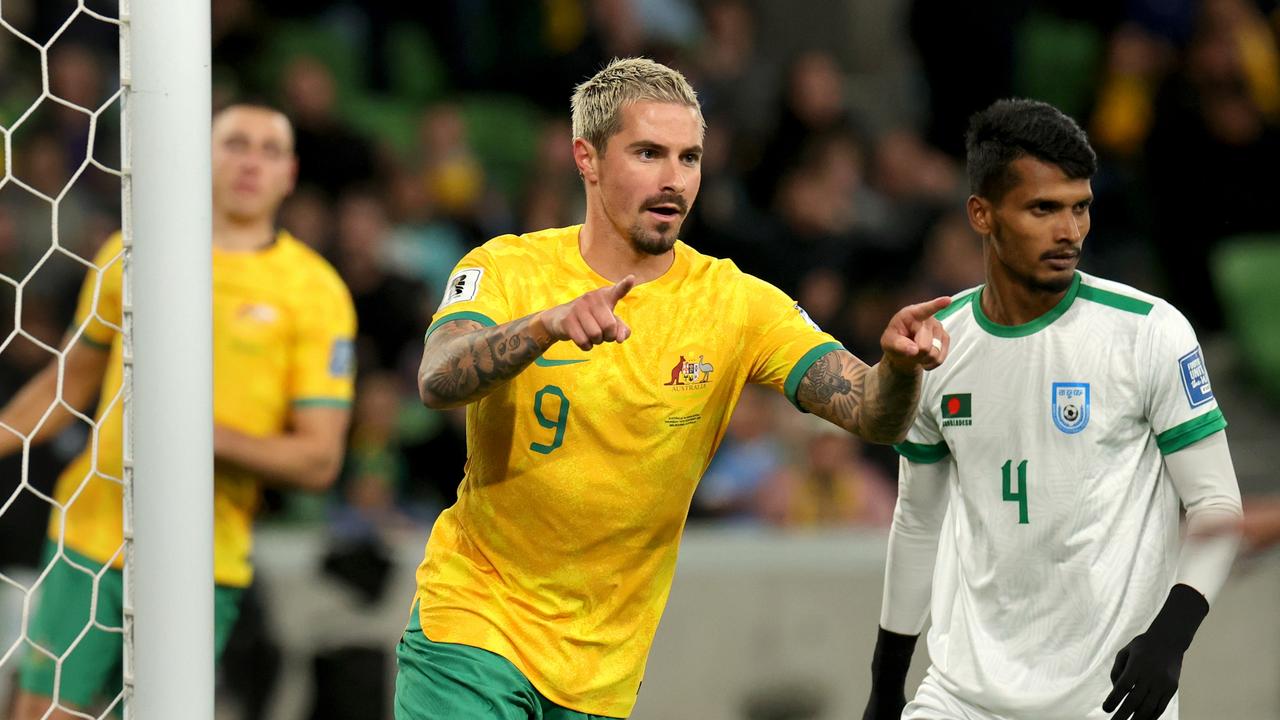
[331,372,416,540]
[1145,0,1280,331]
[332,191,432,375]
[688,0,777,143]
[278,184,335,255]
[759,417,895,529]
[281,56,378,200]
[384,165,469,301]
[750,50,867,210]
[415,102,490,241]
[692,386,789,522]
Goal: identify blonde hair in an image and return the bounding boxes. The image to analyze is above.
[571,57,703,154]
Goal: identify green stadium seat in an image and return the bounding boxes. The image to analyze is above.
[342,95,419,155]
[258,21,365,103]
[1211,235,1280,402]
[1013,11,1104,120]
[385,23,447,104]
[460,94,545,202]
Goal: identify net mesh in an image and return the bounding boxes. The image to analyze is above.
[0,1,125,717]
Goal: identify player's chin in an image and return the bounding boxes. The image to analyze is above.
[630,225,679,256]
[1035,266,1077,293]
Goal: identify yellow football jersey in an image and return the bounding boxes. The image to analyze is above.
[414,225,841,717]
[52,230,356,588]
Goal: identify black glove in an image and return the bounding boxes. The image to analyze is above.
[1103,584,1209,720]
[862,627,918,720]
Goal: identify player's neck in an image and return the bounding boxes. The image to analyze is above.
[213,215,277,252]
[981,267,1070,327]
[577,219,675,284]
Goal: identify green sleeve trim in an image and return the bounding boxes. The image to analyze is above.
[1157,408,1227,454]
[894,440,951,464]
[425,311,496,341]
[78,334,112,351]
[783,341,845,411]
[934,290,977,321]
[292,397,353,409]
[1077,284,1154,316]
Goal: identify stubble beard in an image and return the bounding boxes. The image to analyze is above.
[628,220,679,256]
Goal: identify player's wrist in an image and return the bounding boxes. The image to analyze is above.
[1146,584,1209,652]
[528,311,556,347]
[879,354,924,379]
[869,626,918,686]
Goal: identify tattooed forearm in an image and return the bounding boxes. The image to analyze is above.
[796,350,921,444]
[418,315,552,408]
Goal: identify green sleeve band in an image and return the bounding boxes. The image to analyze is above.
[1157,408,1227,455]
[783,341,845,411]
[425,311,496,341]
[79,334,112,351]
[893,440,951,464]
[292,397,353,409]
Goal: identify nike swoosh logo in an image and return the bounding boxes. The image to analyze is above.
[533,357,590,367]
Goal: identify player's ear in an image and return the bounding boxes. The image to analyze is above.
[573,137,600,183]
[967,194,993,236]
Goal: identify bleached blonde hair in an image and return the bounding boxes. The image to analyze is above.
[571,57,704,154]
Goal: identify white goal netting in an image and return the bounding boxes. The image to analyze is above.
[0,0,127,717]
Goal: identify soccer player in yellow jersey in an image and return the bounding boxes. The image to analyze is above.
[395,58,953,719]
[2,104,356,720]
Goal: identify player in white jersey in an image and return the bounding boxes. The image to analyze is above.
[861,99,1243,720]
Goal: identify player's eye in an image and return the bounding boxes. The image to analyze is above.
[638,148,656,160]
[681,153,701,166]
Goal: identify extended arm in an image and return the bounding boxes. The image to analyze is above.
[0,337,109,459]
[214,405,351,492]
[862,457,951,720]
[797,297,951,444]
[418,275,635,409]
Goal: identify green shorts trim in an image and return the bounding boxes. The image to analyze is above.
[18,542,243,709]
[394,601,614,720]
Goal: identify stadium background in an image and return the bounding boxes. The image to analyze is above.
[0,0,1278,717]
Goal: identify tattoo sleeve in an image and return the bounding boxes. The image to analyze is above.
[795,350,922,444]
[418,314,554,408]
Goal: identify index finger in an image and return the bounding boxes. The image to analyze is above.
[604,275,636,306]
[903,296,952,321]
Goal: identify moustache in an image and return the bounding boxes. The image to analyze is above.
[642,194,688,214]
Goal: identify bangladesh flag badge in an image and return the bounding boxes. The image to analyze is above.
[942,393,972,427]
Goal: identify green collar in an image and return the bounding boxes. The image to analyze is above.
[972,272,1081,338]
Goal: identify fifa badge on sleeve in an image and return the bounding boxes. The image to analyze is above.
[1178,347,1214,408]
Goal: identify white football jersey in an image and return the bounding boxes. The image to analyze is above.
[897,271,1225,719]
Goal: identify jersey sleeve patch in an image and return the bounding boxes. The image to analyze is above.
[438,267,484,310]
[328,338,355,378]
[1178,347,1214,408]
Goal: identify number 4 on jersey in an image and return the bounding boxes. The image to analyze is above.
[1001,459,1029,524]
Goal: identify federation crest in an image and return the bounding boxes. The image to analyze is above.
[1051,382,1090,434]
[663,353,714,389]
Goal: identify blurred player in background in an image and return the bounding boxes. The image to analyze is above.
[396,57,953,719]
[2,104,356,720]
[862,99,1243,720]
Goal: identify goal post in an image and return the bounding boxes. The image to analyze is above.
[123,0,214,718]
